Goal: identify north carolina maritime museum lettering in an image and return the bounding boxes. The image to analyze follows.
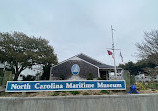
[35,83,63,89]
[11,83,31,90]
[97,82,122,88]
[66,82,94,88]
[10,83,63,90]
[6,80,126,92]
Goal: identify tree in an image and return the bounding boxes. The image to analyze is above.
[119,60,156,75]
[143,67,158,77]
[0,32,58,81]
[40,64,52,80]
[136,30,158,65]
[119,61,138,75]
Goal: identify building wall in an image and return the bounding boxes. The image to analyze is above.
[50,60,99,80]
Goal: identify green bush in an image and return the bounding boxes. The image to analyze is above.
[136,82,146,90]
[100,90,109,94]
[83,92,89,95]
[155,83,158,89]
[87,73,93,80]
[59,74,65,80]
[97,78,103,80]
[147,82,158,90]
[136,82,158,90]
[62,91,67,93]
[53,92,60,96]
[70,91,80,95]
[62,94,66,96]
[94,92,101,95]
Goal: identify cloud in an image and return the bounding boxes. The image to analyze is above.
[0,0,158,65]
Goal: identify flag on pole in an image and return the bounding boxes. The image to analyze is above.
[107,50,114,58]
[107,50,112,55]
[120,51,123,62]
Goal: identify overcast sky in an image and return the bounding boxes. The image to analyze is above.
[0,0,158,66]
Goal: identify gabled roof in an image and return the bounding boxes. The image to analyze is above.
[76,53,114,69]
[76,53,103,66]
[52,53,114,69]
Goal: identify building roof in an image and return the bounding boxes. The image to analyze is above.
[52,53,117,69]
[97,64,114,69]
[76,53,103,66]
[76,53,114,69]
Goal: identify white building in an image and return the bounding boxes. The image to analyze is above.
[135,73,158,82]
[0,62,43,81]
[18,65,43,80]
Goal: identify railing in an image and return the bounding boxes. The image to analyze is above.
[109,76,124,80]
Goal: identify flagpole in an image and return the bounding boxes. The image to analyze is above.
[111,25,117,76]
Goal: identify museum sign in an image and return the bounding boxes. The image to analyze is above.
[6,80,126,92]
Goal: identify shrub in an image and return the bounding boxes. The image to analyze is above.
[62,91,67,93]
[97,78,103,80]
[94,92,101,95]
[151,89,156,91]
[60,74,65,80]
[83,92,89,95]
[147,82,158,90]
[100,90,109,94]
[155,83,158,89]
[70,91,80,95]
[136,82,146,90]
[87,73,93,80]
[53,92,59,96]
[62,94,66,96]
